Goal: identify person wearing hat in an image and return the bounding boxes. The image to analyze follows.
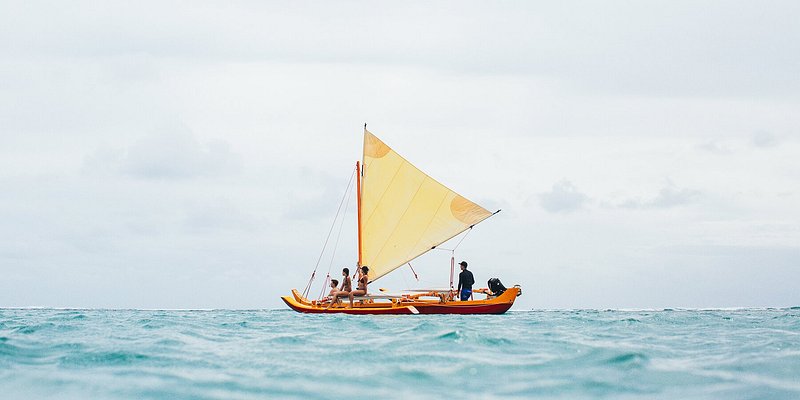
[457,261,474,301]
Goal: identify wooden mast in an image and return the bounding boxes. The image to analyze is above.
[356,124,368,266]
[356,160,363,266]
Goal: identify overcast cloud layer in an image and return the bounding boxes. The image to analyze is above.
[1,1,798,309]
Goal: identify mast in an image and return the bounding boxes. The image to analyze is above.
[357,124,367,267]
[356,160,363,267]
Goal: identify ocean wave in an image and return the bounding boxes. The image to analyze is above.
[2,309,800,399]
[605,352,649,368]
[12,322,57,335]
[58,351,151,367]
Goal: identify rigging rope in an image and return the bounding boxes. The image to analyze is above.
[407,262,419,281]
[302,168,356,298]
[446,228,473,289]
[317,273,331,301]
[453,228,472,289]
[317,170,355,300]
[326,172,354,276]
[425,228,476,289]
[453,227,472,251]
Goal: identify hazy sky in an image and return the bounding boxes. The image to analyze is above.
[1,1,798,309]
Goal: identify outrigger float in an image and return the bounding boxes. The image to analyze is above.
[282,126,521,315]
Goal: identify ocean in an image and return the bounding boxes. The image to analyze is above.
[1,308,799,399]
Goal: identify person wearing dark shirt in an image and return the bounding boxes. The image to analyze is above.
[457,261,474,301]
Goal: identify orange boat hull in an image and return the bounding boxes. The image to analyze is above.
[282,287,520,315]
[281,294,417,314]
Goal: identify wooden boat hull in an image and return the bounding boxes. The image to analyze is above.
[282,287,520,315]
[281,294,417,314]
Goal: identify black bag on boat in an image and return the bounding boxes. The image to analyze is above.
[487,278,507,296]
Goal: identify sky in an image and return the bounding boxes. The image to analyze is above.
[1,1,798,309]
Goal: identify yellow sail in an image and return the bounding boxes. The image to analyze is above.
[360,129,493,281]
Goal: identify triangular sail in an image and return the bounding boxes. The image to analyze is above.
[360,129,493,281]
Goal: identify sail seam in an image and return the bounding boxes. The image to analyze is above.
[401,190,450,265]
[361,160,404,229]
[370,176,429,280]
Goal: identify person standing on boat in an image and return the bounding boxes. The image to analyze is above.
[348,266,369,308]
[457,261,474,301]
[325,268,352,309]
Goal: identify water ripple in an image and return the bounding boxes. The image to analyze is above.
[1,308,799,399]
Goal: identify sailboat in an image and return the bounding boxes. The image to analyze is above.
[282,126,521,314]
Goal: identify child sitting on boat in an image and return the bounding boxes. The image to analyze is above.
[312,279,339,305]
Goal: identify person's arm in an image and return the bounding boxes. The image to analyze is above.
[457,272,462,292]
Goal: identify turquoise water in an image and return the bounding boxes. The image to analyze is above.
[2,308,799,399]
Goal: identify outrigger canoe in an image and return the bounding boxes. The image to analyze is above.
[284,126,521,314]
[282,287,521,315]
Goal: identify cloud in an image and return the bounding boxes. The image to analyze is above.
[283,168,356,222]
[697,141,731,155]
[620,182,700,209]
[3,2,798,99]
[83,132,241,180]
[538,180,589,213]
[182,199,261,233]
[751,131,780,148]
[3,2,800,309]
